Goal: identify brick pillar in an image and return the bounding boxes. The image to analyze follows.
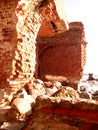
[0,0,41,88]
[8,0,42,90]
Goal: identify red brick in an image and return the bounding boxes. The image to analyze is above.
[40,106,98,123]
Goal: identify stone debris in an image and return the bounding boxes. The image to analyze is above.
[22,91,98,130]
[0,0,90,129]
[23,79,46,101]
[52,86,80,104]
[11,98,32,116]
[78,74,98,99]
[0,75,98,129]
[44,81,62,96]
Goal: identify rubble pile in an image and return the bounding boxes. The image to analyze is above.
[0,76,78,129]
[78,74,98,100]
[0,74,98,129]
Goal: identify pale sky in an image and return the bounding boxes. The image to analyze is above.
[64,0,98,75]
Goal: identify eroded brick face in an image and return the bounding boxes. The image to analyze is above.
[37,22,87,80]
[0,0,41,88]
[0,0,18,88]
[0,0,68,88]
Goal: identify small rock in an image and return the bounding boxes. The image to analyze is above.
[79,92,92,99]
[45,86,58,96]
[52,86,80,103]
[11,98,32,116]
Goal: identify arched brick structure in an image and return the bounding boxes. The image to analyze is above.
[38,22,87,80]
[0,0,68,88]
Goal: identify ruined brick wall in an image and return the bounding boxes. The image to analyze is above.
[0,0,43,88]
[0,0,41,88]
[0,0,18,88]
[15,1,41,80]
[37,22,87,80]
[0,0,68,88]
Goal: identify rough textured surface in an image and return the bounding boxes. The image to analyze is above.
[0,0,68,88]
[0,0,18,88]
[22,93,98,130]
[38,22,87,80]
[0,77,98,130]
[0,0,91,130]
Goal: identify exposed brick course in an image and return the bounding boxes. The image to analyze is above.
[0,0,18,88]
[37,22,87,80]
[0,0,68,88]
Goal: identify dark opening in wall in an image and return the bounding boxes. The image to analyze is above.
[51,21,58,32]
[39,0,48,7]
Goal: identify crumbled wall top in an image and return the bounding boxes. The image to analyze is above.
[37,0,69,37]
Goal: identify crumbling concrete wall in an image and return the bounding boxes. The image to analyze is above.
[37,22,87,80]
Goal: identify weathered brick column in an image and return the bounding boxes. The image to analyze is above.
[0,0,42,88]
